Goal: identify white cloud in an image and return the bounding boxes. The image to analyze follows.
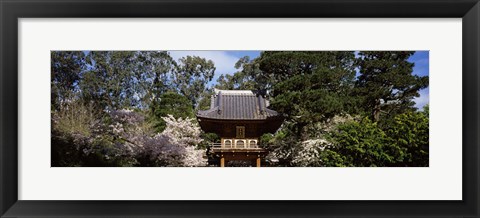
[414,88,429,110]
[168,51,240,83]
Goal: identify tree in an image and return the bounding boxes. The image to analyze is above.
[258,51,357,139]
[215,74,236,90]
[51,101,136,167]
[157,115,206,167]
[135,51,176,109]
[105,110,206,167]
[51,50,430,167]
[260,124,302,166]
[173,56,215,107]
[79,51,177,111]
[214,56,261,90]
[149,91,194,132]
[53,108,207,167]
[80,51,137,110]
[356,51,429,122]
[51,51,86,110]
[214,72,256,90]
[196,88,215,111]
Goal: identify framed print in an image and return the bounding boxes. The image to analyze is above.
[1,0,479,217]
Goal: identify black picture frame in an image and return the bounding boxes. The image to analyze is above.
[1,0,479,217]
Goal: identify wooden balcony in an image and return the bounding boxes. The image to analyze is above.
[210,138,262,150]
[209,138,267,167]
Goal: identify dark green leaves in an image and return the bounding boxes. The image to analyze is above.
[325,110,429,167]
[149,91,194,132]
[356,51,429,121]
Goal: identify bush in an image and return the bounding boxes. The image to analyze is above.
[322,111,429,167]
[327,118,402,167]
[386,111,429,166]
[52,103,207,167]
[52,100,99,136]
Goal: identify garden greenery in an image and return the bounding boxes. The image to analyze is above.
[52,51,428,167]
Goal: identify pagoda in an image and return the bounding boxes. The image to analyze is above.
[196,89,283,167]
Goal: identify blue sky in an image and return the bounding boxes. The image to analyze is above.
[408,51,429,110]
[169,51,429,110]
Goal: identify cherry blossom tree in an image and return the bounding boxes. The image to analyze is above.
[107,110,206,167]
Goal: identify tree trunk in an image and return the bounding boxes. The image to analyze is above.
[373,99,381,122]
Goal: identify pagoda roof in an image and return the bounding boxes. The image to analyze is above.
[196,89,282,120]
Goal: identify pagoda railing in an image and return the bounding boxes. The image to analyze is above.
[210,138,260,149]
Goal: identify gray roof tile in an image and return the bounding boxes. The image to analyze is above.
[196,90,281,120]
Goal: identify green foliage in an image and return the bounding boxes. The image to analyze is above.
[196,88,214,111]
[200,132,220,150]
[386,110,429,166]
[51,100,136,167]
[51,51,86,110]
[73,51,178,111]
[51,51,215,167]
[135,51,177,108]
[51,129,137,167]
[214,56,260,90]
[259,124,304,166]
[326,118,402,167]
[316,149,346,167]
[356,51,429,121]
[422,104,429,116]
[322,110,429,167]
[149,91,194,132]
[52,51,211,116]
[80,51,139,110]
[173,56,215,106]
[254,51,429,167]
[51,50,430,167]
[259,51,357,139]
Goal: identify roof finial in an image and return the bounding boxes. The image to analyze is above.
[258,95,266,115]
[217,91,222,114]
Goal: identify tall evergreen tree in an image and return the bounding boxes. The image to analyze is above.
[258,51,357,139]
[356,51,428,121]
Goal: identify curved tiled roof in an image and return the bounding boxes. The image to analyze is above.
[196,89,281,120]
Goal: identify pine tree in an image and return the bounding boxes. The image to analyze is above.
[356,51,428,122]
[258,51,357,139]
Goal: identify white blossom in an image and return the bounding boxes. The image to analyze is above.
[108,111,206,167]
